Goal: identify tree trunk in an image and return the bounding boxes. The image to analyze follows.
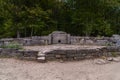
[17,30,20,38]
[24,27,26,37]
[31,27,33,37]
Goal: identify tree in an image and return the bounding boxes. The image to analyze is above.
[0,0,120,38]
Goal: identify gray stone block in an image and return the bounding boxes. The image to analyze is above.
[116,40,120,46]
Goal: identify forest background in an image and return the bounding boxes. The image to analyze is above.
[0,0,120,38]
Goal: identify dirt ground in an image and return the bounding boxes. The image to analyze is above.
[0,58,120,80]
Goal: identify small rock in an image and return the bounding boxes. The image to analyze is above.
[95,59,109,65]
[38,53,45,57]
[113,58,120,62]
[56,55,61,58]
[59,59,64,63]
[37,57,46,63]
[107,57,113,61]
[101,56,107,60]
[37,57,45,60]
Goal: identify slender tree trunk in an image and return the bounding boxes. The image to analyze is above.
[31,27,33,37]
[24,27,26,37]
[17,30,20,38]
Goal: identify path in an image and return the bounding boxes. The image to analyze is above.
[0,58,120,80]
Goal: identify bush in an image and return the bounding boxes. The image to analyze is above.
[111,52,117,57]
[0,42,23,49]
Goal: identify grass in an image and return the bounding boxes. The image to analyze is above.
[111,52,118,57]
[0,42,23,49]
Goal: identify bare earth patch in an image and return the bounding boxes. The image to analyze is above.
[0,58,120,80]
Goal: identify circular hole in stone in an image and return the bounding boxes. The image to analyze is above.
[58,40,61,43]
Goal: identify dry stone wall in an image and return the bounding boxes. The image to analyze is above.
[0,36,117,46]
[0,46,120,62]
[0,31,119,46]
[0,48,38,60]
[44,46,120,61]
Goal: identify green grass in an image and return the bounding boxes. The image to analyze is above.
[0,42,23,49]
[111,52,118,57]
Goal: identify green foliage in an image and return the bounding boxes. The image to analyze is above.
[0,42,22,49]
[0,0,120,37]
[111,52,118,57]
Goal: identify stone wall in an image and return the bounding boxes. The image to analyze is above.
[42,46,120,61]
[0,36,115,46]
[0,31,119,46]
[70,36,113,45]
[0,36,49,46]
[48,31,71,44]
[0,46,120,62]
[0,48,38,60]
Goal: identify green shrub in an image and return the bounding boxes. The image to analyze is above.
[0,42,23,49]
[111,52,117,57]
[105,42,113,46]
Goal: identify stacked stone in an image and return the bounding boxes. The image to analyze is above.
[37,51,46,62]
[45,48,102,61]
[17,50,38,60]
[0,46,120,62]
[0,48,18,57]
